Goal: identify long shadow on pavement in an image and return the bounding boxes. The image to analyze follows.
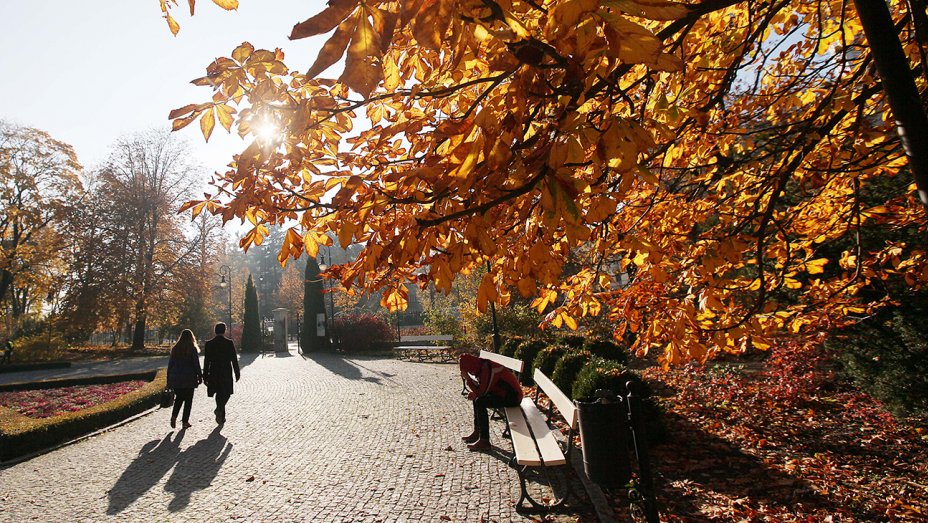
[164,426,232,512]
[106,431,186,515]
[299,352,389,384]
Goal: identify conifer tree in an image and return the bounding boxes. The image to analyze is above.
[241,274,262,352]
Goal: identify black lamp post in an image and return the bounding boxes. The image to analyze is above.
[318,248,339,350]
[218,264,233,333]
[487,260,501,351]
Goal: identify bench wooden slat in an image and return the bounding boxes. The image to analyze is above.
[520,398,567,466]
[504,406,542,466]
[400,335,453,342]
[479,350,524,374]
[534,369,577,429]
[394,346,451,350]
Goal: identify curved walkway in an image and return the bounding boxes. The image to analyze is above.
[0,349,587,522]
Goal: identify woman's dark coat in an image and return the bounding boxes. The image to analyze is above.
[203,336,240,396]
[167,346,202,390]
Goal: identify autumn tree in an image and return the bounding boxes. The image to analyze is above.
[98,130,200,349]
[0,121,82,321]
[169,0,927,367]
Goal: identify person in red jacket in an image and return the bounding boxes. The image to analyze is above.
[459,353,523,451]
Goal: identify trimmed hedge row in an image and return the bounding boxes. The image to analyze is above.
[0,369,166,462]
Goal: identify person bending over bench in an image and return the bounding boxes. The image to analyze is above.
[458,353,523,451]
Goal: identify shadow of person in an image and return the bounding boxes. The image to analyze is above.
[163,425,232,512]
[106,431,186,514]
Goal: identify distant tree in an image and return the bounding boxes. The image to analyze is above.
[0,121,81,319]
[241,274,261,352]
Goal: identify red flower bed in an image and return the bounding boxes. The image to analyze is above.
[0,380,148,419]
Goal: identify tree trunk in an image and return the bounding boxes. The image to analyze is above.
[131,316,146,351]
[853,0,928,210]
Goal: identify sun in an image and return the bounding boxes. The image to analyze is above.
[252,118,281,144]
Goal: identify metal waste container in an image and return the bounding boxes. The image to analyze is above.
[576,389,631,487]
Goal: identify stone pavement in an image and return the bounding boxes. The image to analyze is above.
[0,349,591,522]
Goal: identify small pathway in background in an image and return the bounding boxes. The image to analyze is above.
[0,348,590,522]
[0,356,169,386]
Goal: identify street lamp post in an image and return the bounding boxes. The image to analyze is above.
[486,260,501,351]
[218,265,233,334]
[318,248,339,350]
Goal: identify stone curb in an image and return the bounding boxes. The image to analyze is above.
[569,447,618,523]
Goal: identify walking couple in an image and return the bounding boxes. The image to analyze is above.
[166,323,241,429]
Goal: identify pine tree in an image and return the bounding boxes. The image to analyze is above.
[301,257,328,352]
[241,274,262,352]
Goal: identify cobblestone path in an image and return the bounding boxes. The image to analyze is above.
[0,351,587,522]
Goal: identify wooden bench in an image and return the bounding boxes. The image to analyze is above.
[394,335,454,362]
[479,350,577,512]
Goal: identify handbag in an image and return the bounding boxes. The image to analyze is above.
[159,388,174,408]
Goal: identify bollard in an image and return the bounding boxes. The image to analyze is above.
[576,389,631,488]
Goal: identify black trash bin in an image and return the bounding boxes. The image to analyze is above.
[576,390,631,488]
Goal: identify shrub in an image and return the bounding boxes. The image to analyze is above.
[572,357,635,400]
[551,350,593,398]
[499,336,524,357]
[572,358,666,443]
[584,338,627,364]
[827,305,928,416]
[533,345,570,378]
[557,334,586,350]
[515,339,547,385]
[334,313,395,353]
[7,334,69,363]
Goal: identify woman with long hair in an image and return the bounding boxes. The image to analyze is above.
[167,329,203,429]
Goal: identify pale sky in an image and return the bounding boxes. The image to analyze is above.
[0,0,328,177]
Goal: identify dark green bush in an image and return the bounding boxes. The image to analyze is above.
[514,339,547,385]
[584,338,627,364]
[499,336,525,358]
[572,357,635,399]
[557,335,586,350]
[551,350,592,398]
[533,345,570,378]
[827,304,928,416]
[572,358,666,443]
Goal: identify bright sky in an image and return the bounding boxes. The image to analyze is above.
[0,0,326,178]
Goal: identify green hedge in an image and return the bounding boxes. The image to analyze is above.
[556,334,586,350]
[533,345,570,378]
[499,336,525,358]
[551,350,593,398]
[514,339,547,386]
[0,370,166,462]
[583,338,627,364]
[572,358,666,443]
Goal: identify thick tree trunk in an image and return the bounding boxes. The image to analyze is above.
[853,0,928,210]
[131,316,146,351]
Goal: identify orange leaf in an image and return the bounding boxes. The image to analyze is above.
[200,107,216,142]
[211,0,238,10]
[341,11,382,97]
[306,16,355,78]
[290,0,358,40]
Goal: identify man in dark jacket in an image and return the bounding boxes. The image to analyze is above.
[203,323,240,424]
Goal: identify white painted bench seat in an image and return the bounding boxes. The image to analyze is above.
[478,349,577,512]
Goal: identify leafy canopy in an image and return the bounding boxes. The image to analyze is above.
[168,0,927,367]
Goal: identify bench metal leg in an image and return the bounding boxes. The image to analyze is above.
[510,458,572,513]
